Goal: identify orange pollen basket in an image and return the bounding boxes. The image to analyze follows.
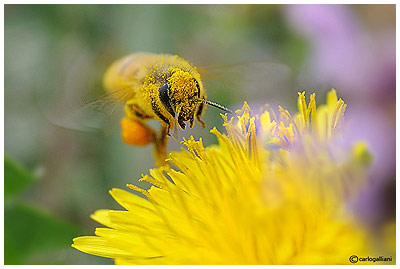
[120,117,153,146]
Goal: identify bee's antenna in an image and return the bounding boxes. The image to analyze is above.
[196,99,232,114]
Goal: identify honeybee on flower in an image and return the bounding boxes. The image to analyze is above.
[72,91,394,265]
[46,53,289,167]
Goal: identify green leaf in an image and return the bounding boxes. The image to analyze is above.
[4,202,82,265]
[4,155,35,200]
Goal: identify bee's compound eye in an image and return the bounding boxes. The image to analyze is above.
[160,82,170,96]
[159,82,170,103]
[159,82,175,117]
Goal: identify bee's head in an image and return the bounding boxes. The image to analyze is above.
[159,69,200,130]
[158,68,231,135]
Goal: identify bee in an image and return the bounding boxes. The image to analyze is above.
[102,52,232,166]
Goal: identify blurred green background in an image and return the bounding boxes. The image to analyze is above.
[4,4,395,265]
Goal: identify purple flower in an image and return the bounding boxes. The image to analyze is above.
[284,4,395,100]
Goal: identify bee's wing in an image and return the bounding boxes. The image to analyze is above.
[197,61,292,104]
[38,87,130,132]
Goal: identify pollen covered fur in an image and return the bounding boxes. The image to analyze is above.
[168,68,198,121]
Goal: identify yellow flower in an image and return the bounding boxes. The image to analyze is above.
[72,90,375,264]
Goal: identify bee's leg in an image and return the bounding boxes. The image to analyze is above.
[153,124,169,167]
[121,100,156,146]
[125,100,152,121]
[125,99,170,166]
[195,98,206,128]
[189,115,195,128]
